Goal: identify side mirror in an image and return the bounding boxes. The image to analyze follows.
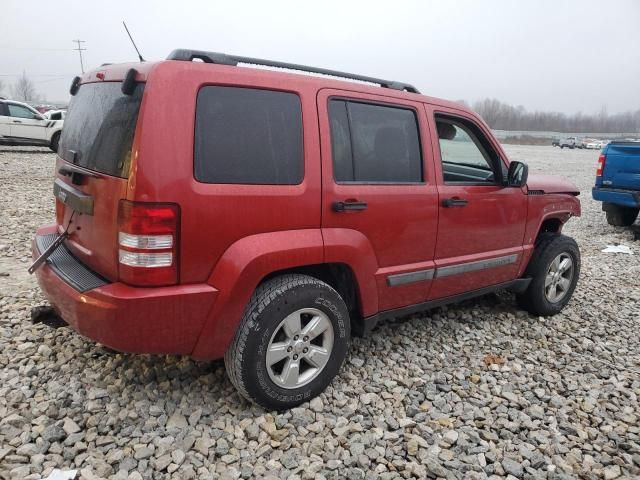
[507,161,528,187]
[34,114,45,121]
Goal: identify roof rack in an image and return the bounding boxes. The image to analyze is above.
[166,49,420,94]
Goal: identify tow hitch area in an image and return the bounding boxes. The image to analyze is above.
[28,231,69,274]
[31,306,67,329]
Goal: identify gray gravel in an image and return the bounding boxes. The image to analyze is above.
[1,145,639,480]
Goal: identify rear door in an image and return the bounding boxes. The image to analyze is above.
[318,89,439,312]
[55,81,145,280]
[426,105,527,299]
[6,103,47,141]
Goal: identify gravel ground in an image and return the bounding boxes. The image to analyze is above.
[1,145,639,480]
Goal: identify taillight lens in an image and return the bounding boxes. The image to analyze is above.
[596,154,606,176]
[117,200,180,286]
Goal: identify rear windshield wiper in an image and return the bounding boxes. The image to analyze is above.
[58,163,102,179]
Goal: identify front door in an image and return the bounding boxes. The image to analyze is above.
[7,103,47,142]
[318,89,439,312]
[427,106,527,299]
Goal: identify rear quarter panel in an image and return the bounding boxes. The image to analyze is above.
[132,62,323,284]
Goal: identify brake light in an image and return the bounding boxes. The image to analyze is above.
[596,154,606,176]
[117,200,180,286]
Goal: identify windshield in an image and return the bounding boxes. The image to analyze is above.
[59,82,144,178]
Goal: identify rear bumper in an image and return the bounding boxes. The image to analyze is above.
[592,187,640,208]
[33,225,218,355]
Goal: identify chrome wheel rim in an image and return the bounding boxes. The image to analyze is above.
[545,253,574,303]
[265,308,334,389]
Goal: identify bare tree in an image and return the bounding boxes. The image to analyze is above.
[10,72,39,102]
[472,97,640,134]
[0,79,5,97]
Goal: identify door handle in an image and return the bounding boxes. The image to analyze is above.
[332,200,368,212]
[442,197,468,207]
[12,120,22,124]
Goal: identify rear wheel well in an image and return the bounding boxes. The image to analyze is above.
[261,263,364,335]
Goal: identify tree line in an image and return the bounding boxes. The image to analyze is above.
[466,98,640,134]
[1,73,639,134]
[0,72,40,102]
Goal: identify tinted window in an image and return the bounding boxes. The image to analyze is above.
[60,82,144,178]
[8,104,37,119]
[436,116,498,184]
[329,100,422,183]
[195,87,303,185]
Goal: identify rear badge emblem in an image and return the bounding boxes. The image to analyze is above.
[58,190,67,202]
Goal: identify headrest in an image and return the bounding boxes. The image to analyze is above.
[437,121,457,140]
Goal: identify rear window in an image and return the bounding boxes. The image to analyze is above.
[59,82,144,178]
[194,86,303,185]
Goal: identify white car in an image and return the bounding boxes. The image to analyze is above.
[585,139,603,149]
[0,99,63,152]
[43,109,66,121]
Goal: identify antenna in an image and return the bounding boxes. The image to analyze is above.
[122,21,145,62]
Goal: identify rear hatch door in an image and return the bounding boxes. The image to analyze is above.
[602,143,640,190]
[55,80,144,281]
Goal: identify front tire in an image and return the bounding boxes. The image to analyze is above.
[517,234,580,316]
[604,203,639,226]
[49,131,61,153]
[225,274,350,410]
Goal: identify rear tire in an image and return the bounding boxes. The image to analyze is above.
[604,203,639,226]
[49,132,60,153]
[517,233,580,316]
[225,274,350,410]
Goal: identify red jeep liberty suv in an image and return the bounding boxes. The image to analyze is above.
[32,49,581,409]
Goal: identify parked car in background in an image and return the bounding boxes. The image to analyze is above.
[0,99,64,152]
[560,137,579,149]
[43,109,66,121]
[551,137,560,147]
[35,104,57,113]
[31,49,582,409]
[592,141,640,226]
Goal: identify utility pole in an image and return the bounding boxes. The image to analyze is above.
[73,39,86,73]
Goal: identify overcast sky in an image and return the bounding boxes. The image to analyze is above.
[2,0,639,114]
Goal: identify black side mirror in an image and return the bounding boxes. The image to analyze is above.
[507,161,528,187]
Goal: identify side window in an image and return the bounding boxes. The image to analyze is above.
[195,86,303,185]
[8,104,37,119]
[436,115,500,184]
[329,99,423,183]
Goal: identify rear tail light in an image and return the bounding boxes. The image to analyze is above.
[117,200,180,286]
[596,154,606,176]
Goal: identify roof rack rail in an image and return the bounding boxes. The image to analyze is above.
[166,49,420,94]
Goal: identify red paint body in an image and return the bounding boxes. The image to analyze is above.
[33,60,581,360]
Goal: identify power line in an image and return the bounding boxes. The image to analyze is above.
[0,74,77,77]
[0,46,72,51]
[72,39,86,73]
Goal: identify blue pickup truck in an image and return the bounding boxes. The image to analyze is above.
[592,141,640,226]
